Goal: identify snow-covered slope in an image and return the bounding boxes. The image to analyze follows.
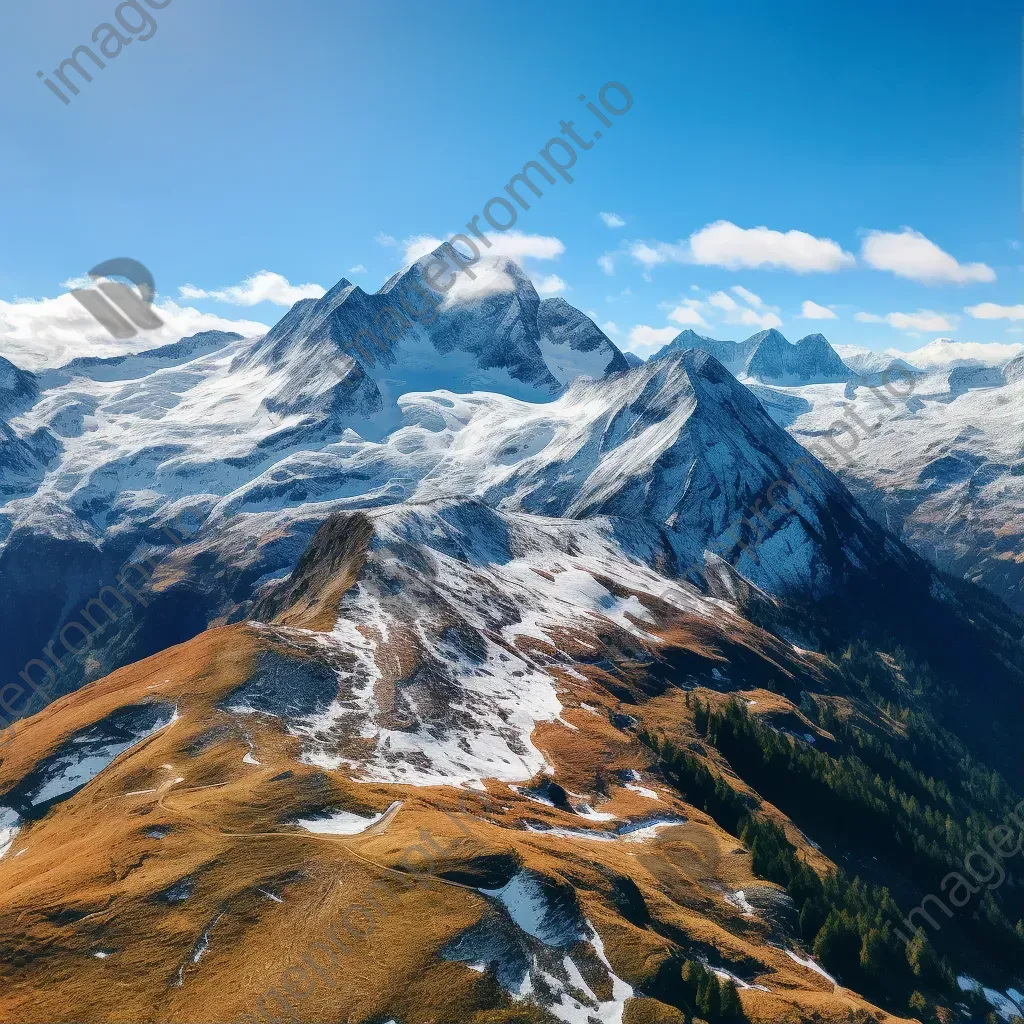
[253,499,737,788]
[756,367,1024,612]
[0,263,627,700]
[0,329,895,708]
[835,346,921,377]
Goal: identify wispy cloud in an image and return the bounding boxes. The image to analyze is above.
[709,291,738,312]
[731,285,765,309]
[666,301,707,327]
[860,228,995,285]
[597,253,616,275]
[707,286,781,329]
[180,271,325,307]
[798,300,838,320]
[533,273,568,295]
[626,240,687,268]
[626,324,677,356]
[965,302,1024,321]
[375,232,398,247]
[348,264,367,274]
[599,212,626,228]
[401,231,565,266]
[855,309,958,332]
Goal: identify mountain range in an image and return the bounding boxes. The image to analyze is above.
[1,253,1023,1024]
[651,328,855,384]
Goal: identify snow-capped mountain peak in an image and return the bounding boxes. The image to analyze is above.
[651,327,852,384]
[743,330,852,383]
[0,356,38,419]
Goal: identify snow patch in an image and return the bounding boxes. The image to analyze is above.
[784,949,836,986]
[295,800,400,836]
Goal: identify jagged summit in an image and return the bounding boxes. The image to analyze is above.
[743,330,852,383]
[837,347,922,378]
[652,326,853,384]
[1004,353,1024,384]
[0,356,38,418]
[650,328,746,368]
[233,250,627,433]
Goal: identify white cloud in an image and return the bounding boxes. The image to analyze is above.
[799,300,838,320]
[599,212,626,228]
[0,291,267,371]
[600,320,621,338]
[731,285,765,309]
[889,339,1024,368]
[375,232,398,247]
[709,291,739,312]
[407,232,564,307]
[860,228,995,285]
[180,271,325,307]
[666,304,708,327]
[626,324,678,356]
[626,240,687,267]
[401,234,445,263]
[739,309,783,329]
[706,287,781,330]
[965,302,1024,321]
[402,230,565,267]
[834,343,869,359]
[348,265,367,274]
[533,273,568,296]
[688,220,855,273]
[597,253,615,275]
[856,309,957,332]
[484,232,565,262]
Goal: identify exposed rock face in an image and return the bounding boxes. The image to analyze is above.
[0,357,38,419]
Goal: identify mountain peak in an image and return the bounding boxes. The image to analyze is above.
[745,327,789,347]
[0,355,39,418]
[743,329,852,384]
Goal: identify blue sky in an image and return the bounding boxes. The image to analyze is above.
[2,0,1021,365]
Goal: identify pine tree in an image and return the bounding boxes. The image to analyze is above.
[906,930,937,983]
[697,974,721,1021]
[719,978,743,1020]
[859,928,886,976]
[907,990,929,1021]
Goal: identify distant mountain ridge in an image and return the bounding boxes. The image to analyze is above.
[651,327,854,384]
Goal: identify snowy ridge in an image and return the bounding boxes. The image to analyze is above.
[651,327,854,384]
[274,499,732,789]
[0,274,937,704]
[759,363,1024,612]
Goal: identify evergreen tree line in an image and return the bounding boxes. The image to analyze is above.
[639,714,961,1019]
[678,960,744,1022]
[701,697,1024,964]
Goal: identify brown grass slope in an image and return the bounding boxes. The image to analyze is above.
[0,519,912,1024]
